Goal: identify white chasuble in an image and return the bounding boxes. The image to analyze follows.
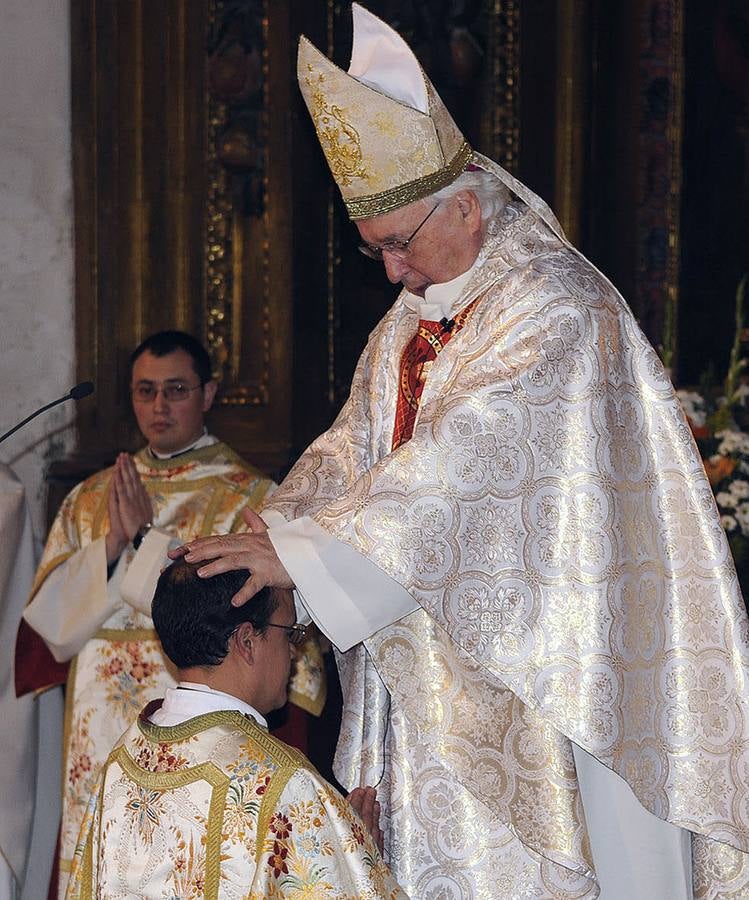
[264,193,749,898]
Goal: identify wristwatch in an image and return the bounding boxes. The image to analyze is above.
[132,522,153,551]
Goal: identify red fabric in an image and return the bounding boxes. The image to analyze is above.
[392,298,481,451]
[15,618,69,697]
[269,702,309,754]
[47,825,61,900]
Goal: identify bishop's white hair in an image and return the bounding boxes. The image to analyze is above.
[430,168,511,224]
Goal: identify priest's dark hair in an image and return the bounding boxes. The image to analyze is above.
[152,558,279,669]
[129,330,213,386]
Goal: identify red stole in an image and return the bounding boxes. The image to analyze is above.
[392,297,480,451]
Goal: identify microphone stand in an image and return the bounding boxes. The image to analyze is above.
[0,383,95,447]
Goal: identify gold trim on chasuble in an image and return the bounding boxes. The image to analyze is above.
[61,653,79,822]
[133,442,256,471]
[85,479,110,543]
[111,745,229,900]
[78,810,94,900]
[202,485,231,536]
[137,711,308,868]
[95,627,157,641]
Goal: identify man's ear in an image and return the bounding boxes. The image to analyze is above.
[233,622,256,665]
[456,190,482,234]
[202,379,218,412]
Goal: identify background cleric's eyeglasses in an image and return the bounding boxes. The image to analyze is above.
[131,381,203,403]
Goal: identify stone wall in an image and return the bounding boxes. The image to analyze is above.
[0,1,75,543]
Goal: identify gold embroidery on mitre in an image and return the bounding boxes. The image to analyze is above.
[305,68,369,187]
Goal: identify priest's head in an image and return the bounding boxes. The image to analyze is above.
[129,330,218,455]
[152,558,302,715]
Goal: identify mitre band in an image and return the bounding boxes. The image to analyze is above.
[345,140,473,220]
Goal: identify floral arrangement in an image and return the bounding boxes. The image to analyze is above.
[676,276,749,581]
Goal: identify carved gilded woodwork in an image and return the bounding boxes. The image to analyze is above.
[71,0,292,475]
[68,0,685,485]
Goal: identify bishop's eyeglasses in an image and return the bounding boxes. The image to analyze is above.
[358,202,441,261]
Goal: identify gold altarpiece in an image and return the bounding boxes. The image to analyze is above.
[63,0,683,497]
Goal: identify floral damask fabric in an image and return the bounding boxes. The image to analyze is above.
[266,187,749,895]
[19,443,301,893]
[65,709,404,899]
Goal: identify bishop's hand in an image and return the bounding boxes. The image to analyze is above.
[169,507,294,606]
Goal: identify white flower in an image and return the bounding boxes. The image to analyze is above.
[734,503,749,534]
[676,390,707,427]
[717,429,749,456]
[721,515,738,532]
[716,491,737,509]
[730,479,749,499]
[735,504,749,536]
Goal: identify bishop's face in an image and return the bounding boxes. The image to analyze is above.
[355,192,484,297]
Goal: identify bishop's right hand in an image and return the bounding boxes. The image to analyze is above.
[169,507,294,606]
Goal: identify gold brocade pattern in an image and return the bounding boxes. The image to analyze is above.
[345,141,473,220]
[65,710,405,899]
[266,200,749,895]
[303,67,369,188]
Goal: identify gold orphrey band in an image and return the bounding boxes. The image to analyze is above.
[345,142,474,220]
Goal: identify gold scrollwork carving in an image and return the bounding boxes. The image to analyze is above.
[205,0,271,407]
[483,0,521,173]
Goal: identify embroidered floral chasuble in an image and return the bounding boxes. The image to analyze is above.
[66,708,405,899]
[16,443,323,894]
[265,197,749,897]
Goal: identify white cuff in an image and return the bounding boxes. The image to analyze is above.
[267,517,418,651]
[259,510,310,625]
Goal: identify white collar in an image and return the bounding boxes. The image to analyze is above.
[148,681,268,729]
[403,261,478,322]
[148,429,217,460]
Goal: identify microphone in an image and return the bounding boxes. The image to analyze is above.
[0,381,95,446]
[69,381,95,401]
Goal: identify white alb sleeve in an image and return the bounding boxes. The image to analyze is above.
[266,516,418,651]
[22,538,122,662]
[119,528,178,616]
